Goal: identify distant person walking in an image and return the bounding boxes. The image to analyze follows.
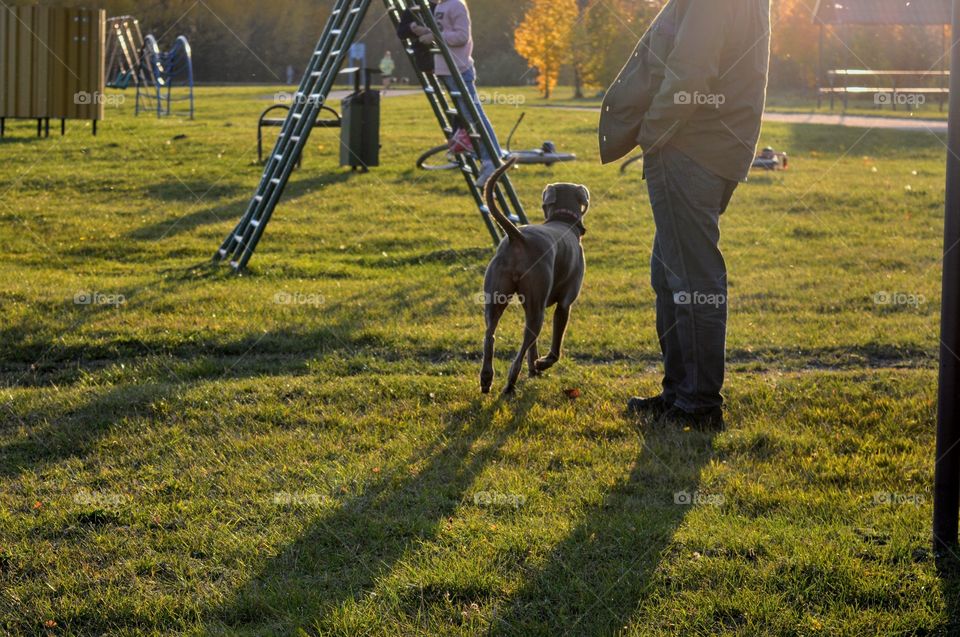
[379,51,396,92]
[411,0,503,187]
[599,0,771,430]
[285,64,295,85]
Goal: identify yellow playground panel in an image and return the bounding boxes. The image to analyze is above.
[0,5,106,136]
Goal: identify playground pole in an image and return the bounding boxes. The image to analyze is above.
[933,0,960,553]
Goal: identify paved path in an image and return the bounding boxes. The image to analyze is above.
[763,111,946,134]
[529,104,947,134]
[326,89,421,101]
[260,91,948,134]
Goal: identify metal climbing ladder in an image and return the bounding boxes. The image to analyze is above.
[106,16,145,89]
[215,0,526,271]
[385,0,527,243]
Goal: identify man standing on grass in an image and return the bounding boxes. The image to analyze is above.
[599,0,771,431]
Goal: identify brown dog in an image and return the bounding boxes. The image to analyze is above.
[480,158,590,395]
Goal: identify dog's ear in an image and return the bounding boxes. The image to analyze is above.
[576,185,590,215]
[542,185,557,217]
[542,185,557,207]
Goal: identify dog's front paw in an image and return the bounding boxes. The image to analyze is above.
[501,385,517,397]
[534,356,558,373]
[480,369,494,394]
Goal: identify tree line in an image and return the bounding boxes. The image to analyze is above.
[18,0,952,92]
[515,0,950,97]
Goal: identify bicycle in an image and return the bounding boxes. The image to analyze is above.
[416,113,577,171]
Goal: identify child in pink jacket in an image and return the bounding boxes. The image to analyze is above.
[412,0,504,187]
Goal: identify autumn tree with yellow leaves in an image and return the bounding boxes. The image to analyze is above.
[576,1,652,97]
[514,0,579,99]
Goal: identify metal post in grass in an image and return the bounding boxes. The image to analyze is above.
[933,0,960,553]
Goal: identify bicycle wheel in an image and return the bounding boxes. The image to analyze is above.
[416,144,459,171]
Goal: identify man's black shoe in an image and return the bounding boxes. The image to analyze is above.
[626,395,672,418]
[659,406,725,432]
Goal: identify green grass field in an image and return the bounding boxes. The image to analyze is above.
[0,86,956,635]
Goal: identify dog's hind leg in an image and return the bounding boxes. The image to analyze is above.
[503,305,545,395]
[481,300,509,393]
[534,304,571,374]
[527,337,540,377]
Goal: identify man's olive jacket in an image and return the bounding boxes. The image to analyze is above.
[598,0,770,182]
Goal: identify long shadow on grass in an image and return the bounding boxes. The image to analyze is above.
[144,180,248,202]
[3,335,935,389]
[128,171,357,240]
[936,553,960,634]
[0,131,47,145]
[214,396,531,635]
[0,383,171,478]
[491,425,718,636]
[0,314,388,478]
[0,270,242,382]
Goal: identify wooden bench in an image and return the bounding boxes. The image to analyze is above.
[257,103,341,167]
[819,69,949,111]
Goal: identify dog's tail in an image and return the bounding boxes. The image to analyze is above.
[484,157,524,243]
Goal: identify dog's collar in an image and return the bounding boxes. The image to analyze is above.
[547,209,586,237]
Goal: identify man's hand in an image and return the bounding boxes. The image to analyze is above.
[418,32,435,45]
[410,23,430,36]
